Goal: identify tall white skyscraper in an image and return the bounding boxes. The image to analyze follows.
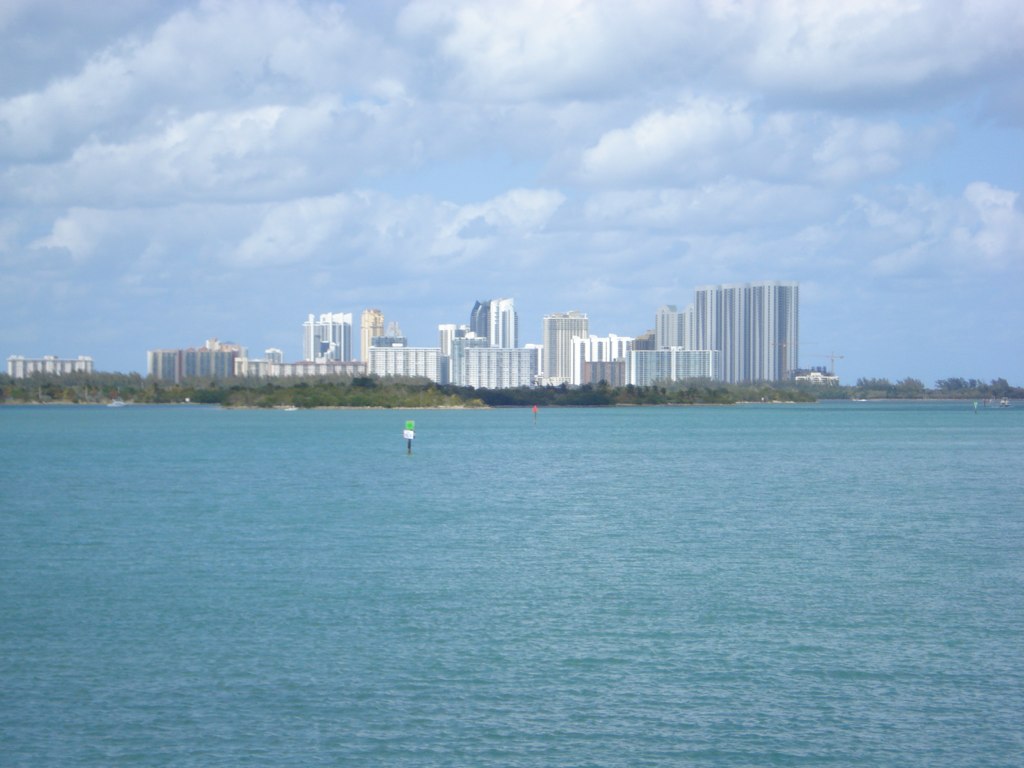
[542,311,589,386]
[303,312,353,362]
[488,298,518,348]
[469,297,518,348]
[692,281,798,383]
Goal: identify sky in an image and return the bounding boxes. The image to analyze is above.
[2,0,1022,385]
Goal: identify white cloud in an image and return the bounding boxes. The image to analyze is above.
[0,0,376,162]
[953,182,1024,269]
[739,0,1024,96]
[430,187,565,263]
[231,195,358,267]
[1,94,431,207]
[811,119,905,183]
[578,99,913,187]
[399,0,675,100]
[583,181,832,234]
[579,98,753,184]
[399,0,1024,104]
[30,208,114,262]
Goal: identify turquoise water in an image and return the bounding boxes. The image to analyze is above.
[2,402,1022,766]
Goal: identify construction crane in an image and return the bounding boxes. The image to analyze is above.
[810,353,844,376]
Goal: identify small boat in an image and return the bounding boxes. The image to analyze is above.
[108,399,126,408]
[999,398,1011,408]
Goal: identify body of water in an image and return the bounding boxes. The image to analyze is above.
[2,401,1022,766]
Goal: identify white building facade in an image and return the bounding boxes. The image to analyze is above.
[626,349,720,386]
[368,347,446,384]
[655,305,695,350]
[570,334,633,386]
[304,312,353,362]
[541,311,589,386]
[488,298,518,348]
[7,355,94,378]
[693,281,798,383]
[462,347,537,389]
[235,358,366,378]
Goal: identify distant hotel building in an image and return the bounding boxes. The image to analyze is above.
[304,312,352,362]
[542,311,589,385]
[147,339,247,383]
[7,355,94,378]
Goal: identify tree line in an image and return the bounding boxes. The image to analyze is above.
[1,371,1019,408]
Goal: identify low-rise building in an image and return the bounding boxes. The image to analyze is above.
[368,346,446,384]
[626,348,719,386]
[794,369,839,386]
[7,355,94,378]
[235,358,366,378]
[461,347,537,389]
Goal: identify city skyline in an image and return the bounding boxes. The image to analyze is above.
[1,2,1022,384]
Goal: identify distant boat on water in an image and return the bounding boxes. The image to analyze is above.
[108,399,126,408]
[999,397,1011,408]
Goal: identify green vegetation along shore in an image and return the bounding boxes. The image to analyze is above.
[3,372,1021,408]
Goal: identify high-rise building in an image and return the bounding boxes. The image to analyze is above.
[469,300,490,339]
[488,298,518,348]
[147,339,246,383]
[304,313,352,362]
[469,298,518,348]
[449,334,489,386]
[693,281,798,383]
[147,350,180,382]
[371,321,407,349]
[541,311,589,386]
[360,309,384,362]
[440,325,471,385]
[748,280,799,382]
[438,324,469,358]
[570,334,633,386]
[655,305,694,349]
